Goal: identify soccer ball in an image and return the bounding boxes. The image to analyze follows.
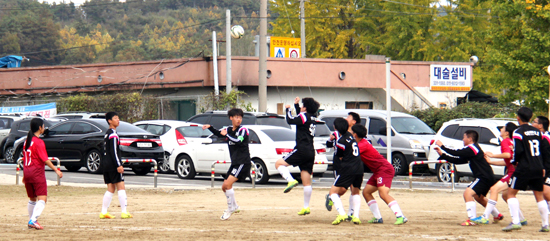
[230,25,245,39]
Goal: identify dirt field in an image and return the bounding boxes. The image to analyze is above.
[0,185,549,240]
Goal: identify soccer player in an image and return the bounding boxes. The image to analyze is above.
[275,96,319,215]
[472,122,527,225]
[531,116,550,210]
[352,124,407,225]
[328,118,364,225]
[203,108,251,220]
[502,107,550,232]
[434,130,502,226]
[23,118,63,230]
[100,112,132,219]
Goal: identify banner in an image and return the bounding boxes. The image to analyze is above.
[430,65,472,91]
[0,103,56,117]
[270,37,301,58]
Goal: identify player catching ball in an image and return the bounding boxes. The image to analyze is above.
[203,108,251,220]
[23,118,63,230]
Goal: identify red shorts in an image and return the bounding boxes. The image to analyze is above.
[500,174,511,184]
[367,171,394,188]
[25,182,47,198]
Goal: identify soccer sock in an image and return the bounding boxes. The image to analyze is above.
[368,200,382,219]
[388,201,404,218]
[27,201,36,219]
[465,201,476,220]
[277,166,295,182]
[352,195,361,218]
[118,190,127,213]
[507,198,520,224]
[303,186,312,208]
[30,200,45,222]
[348,195,355,216]
[330,193,346,216]
[225,188,236,210]
[491,206,501,217]
[483,199,497,219]
[519,209,525,221]
[102,191,114,214]
[538,201,549,226]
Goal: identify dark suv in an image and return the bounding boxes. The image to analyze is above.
[187,111,291,129]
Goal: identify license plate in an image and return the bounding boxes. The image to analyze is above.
[137,142,152,148]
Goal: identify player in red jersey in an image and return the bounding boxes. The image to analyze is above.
[351,124,407,225]
[23,118,63,230]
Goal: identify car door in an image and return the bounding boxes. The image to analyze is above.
[43,122,75,159]
[195,129,229,173]
[368,117,393,156]
[62,122,102,162]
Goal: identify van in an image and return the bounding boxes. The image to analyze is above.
[318,109,435,175]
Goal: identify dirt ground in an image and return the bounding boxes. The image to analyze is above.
[0,185,549,240]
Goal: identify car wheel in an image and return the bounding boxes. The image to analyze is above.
[85,149,102,174]
[437,163,458,183]
[391,153,407,175]
[4,146,14,163]
[132,167,151,176]
[251,159,269,184]
[64,166,81,172]
[158,153,172,173]
[176,154,196,179]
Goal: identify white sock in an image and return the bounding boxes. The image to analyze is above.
[30,200,45,222]
[352,195,361,218]
[348,195,355,216]
[331,193,346,216]
[27,201,36,219]
[491,206,500,217]
[303,186,312,208]
[465,201,476,220]
[277,166,295,182]
[507,198,520,224]
[519,209,525,221]
[538,201,549,226]
[118,190,127,213]
[368,200,382,219]
[225,188,236,210]
[388,200,404,218]
[102,191,113,214]
[483,199,497,219]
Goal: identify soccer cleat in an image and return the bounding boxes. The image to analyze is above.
[284,180,299,193]
[99,212,115,219]
[502,223,521,232]
[471,216,489,224]
[394,216,408,225]
[233,205,241,214]
[221,209,234,220]
[493,213,504,223]
[367,217,384,224]
[325,194,333,211]
[28,220,43,230]
[297,207,311,216]
[351,216,361,224]
[345,215,352,222]
[540,225,550,232]
[121,212,133,219]
[332,214,348,225]
[520,219,528,226]
[461,219,477,226]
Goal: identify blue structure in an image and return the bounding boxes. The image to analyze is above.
[0,55,23,68]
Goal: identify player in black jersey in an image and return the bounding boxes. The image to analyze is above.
[502,107,550,232]
[202,108,251,221]
[327,118,364,225]
[434,130,501,226]
[531,116,550,212]
[100,112,132,219]
[275,96,319,216]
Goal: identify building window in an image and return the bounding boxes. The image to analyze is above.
[345,101,373,109]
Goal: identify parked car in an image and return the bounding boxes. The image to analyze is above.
[54,112,105,119]
[187,111,290,129]
[3,117,66,163]
[12,119,164,175]
[169,125,329,184]
[0,114,26,153]
[134,120,212,173]
[427,118,514,183]
[318,109,435,175]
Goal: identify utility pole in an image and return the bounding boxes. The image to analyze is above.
[300,0,305,58]
[212,31,219,96]
[259,0,267,112]
[226,9,232,94]
[386,57,392,165]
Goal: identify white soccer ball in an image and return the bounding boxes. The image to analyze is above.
[230,25,245,39]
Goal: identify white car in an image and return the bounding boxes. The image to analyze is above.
[134,120,211,173]
[54,112,105,119]
[169,125,329,184]
[0,114,25,148]
[427,118,517,183]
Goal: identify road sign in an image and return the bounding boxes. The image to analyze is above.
[270,37,301,58]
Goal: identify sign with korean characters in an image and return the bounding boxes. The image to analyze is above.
[270,37,301,58]
[0,102,56,117]
[430,65,472,91]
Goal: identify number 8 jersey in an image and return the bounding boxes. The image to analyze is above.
[512,124,547,177]
[335,132,364,176]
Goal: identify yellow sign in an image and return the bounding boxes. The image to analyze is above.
[270,37,301,58]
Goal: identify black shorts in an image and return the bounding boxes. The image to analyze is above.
[468,178,495,197]
[283,149,315,174]
[226,163,251,180]
[103,171,124,184]
[333,174,364,189]
[510,175,544,192]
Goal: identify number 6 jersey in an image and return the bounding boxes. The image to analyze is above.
[512,124,546,177]
[335,132,364,176]
[286,103,316,152]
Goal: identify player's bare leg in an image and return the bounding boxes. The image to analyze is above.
[298,170,312,215]
[275,159,298,193]
[363,185,383,224]
[329,186,348,225]
[28,195,46,230]
[221,175,239,220]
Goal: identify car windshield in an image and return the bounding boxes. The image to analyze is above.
[262,129,296,142]
[256,117,290,128]
[392,117,435,134]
